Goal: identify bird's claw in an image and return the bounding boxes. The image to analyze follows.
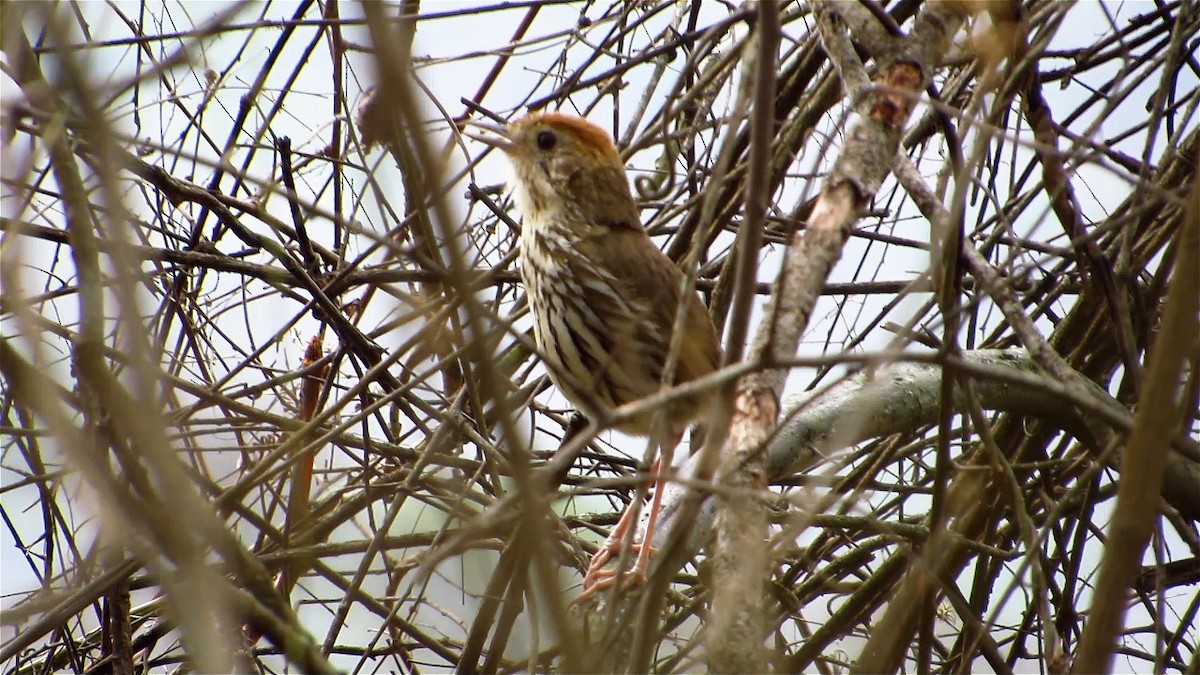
[573,542,657,606]
[573,567,649,605]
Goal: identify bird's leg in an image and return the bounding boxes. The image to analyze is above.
[581,456,658,583]
[577,433,680,602]
[625,439,673,585]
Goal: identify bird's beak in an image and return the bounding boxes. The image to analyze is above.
[461,119,518,154]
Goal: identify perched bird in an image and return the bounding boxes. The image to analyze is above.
[467,112,722,599]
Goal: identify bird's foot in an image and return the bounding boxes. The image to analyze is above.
[573,542,657,605]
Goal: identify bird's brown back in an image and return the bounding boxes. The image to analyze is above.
[478,112,722,439]
[522,222,720,437]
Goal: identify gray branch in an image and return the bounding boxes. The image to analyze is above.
[642,348,1199,567]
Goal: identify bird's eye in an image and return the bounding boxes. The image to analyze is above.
[535,130,557,151]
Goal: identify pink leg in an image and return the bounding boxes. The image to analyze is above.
[581,457,659,585]
[625,441,672,585]
[576,433,680,602]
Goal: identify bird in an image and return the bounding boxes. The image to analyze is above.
[465,112,722,600]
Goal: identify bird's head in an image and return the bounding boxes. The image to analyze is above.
[466,112,640,230]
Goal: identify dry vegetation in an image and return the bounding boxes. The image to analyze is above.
[1,1,1197,673]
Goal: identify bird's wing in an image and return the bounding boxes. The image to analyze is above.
[586,228,722,386]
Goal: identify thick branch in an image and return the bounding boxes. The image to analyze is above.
[639,349,1200,593]
[699,2,966,671]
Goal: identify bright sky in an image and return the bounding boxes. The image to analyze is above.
[2,1,1193,671]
